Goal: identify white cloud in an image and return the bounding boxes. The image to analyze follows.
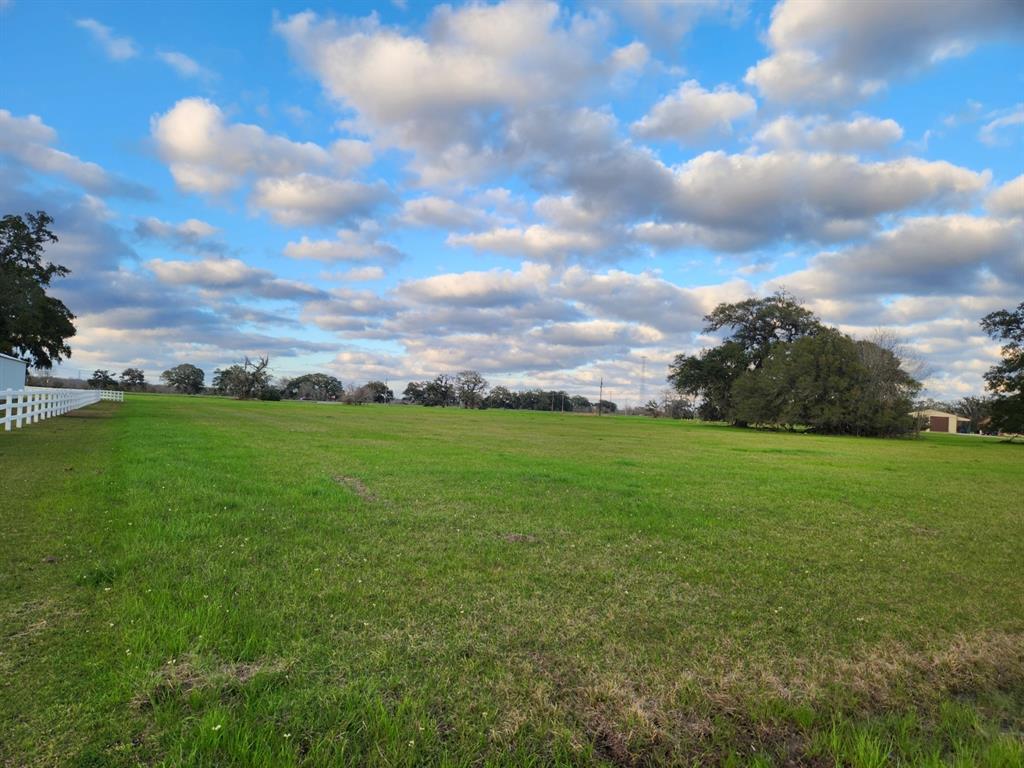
[134,216,224,254]
[331,266,386,282]
[448,225,607,261]
[745,0,1024,104]
[274,2,604,181]
[754,115,903,153]
[986,174,1024,217]
[151,98,373,195]
[632,80,756,143]
[75,18,139,61]
[250,174,391,226]
[146,257,324,300]
[398,196,496,230]
[979,104,1024,146]
[0,109,149,197]
[771,215,1024,298]
[284,225,403,263]
[156,51,215,80]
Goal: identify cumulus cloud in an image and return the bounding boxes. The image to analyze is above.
[986,174,1024,217]
[147,257,325,300]
[0,110,150,197]
[397,263,551,307]
[632,80,756,143]
[75,18,139,61]
[151,98,371,195]
[250,174,391,226]
[134,216,225,254]
[745,0,1024,104]
[274,2,605,182]
[398,196,496,230]
[754,115,903,153]
[283,224,403,263]
[771,215,1024,298]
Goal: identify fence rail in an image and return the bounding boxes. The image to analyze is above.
[1,387,123,431]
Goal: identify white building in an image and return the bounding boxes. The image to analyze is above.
[914,408,971,434]
[0,353,28,391]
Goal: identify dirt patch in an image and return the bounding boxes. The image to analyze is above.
[520,631,1024,767]
[42,555,60,564]
[502,533,538,544]
[133,656,286,711]
[332,474,376,501]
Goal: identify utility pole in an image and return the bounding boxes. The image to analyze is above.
[598,377,603,416]
[640,356,647,404]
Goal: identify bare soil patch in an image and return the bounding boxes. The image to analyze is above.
[332,474,376,501]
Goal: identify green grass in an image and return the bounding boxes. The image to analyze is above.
[1,395,1021,767]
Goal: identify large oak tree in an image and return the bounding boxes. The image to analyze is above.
[0,211,76,368]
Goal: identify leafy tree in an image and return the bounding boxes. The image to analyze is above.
[88,369,116,389]
[981,302,1024,433]
[456,370,489,408]
[343,384,376,404]
[485,385,516,409]
[214,356,270,400]
[597,399,617,414]
[260,386,282,401]
[703,291,822,369]
[402,381,426,404]
[119,367,146,391]
[281,373,343,401]
[731,329,919,436]
[161,363,205,394]
[569,395,592,412]
[423,374,458,407]
[364,380,394,403]
[642,399,661,417]
[955,396,993,434]
[0,211,76,368]
[668,340,749,421]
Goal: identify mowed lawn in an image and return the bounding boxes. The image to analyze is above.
[1,395,1021,767]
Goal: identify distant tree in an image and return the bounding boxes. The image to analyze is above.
[215,356,270,399]
[456,370,489,408]
[486,385,516,409]
[660,393,694,419]
[955,396,993,434]
[597,399,617,414]
[88,369,116,389]
[423,374,457,407]
[259,386,282,401]
[281,373,343,401]
[343,384,376,404]
[569,394,592,412]
[0,211,76,368]
[402,381,426,404]
[642,399,661,417]
[364,380,394,403]
[119,367,146,391]
[162,363,205,394]
[981,302,1024,434]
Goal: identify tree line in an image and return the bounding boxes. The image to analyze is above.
[4,211,1021,435]
[401,372,618,412]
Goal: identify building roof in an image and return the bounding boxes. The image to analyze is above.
[0,352,27,365]
[914,408,970,422]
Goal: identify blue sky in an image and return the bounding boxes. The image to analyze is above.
[1,0,1021,403]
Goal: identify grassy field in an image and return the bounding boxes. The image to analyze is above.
[1,395,1021,767]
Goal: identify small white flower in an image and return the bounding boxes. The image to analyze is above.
[284,733,291,739]
[212,724,222,731]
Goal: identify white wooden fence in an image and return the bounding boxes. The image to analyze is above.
[1,387,123,431]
